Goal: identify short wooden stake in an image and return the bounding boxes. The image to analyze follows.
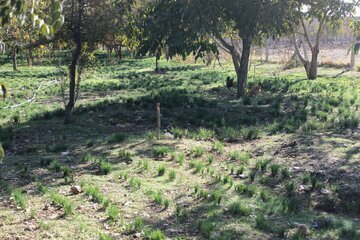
[156,103,161,139]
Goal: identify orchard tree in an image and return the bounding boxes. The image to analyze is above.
[138,0,294,98]
[291,0,357,79]
[136,0,218,72]
[61,0,133,123]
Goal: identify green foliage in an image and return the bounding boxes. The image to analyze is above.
[196,128,215,140]
[107,204,119,222]
[99,233,113,240]
[242,127,261,140]
[152,146,173,157]
[48,160,62,172]
[191,146,205,157]
[270,164,281,177]
[168,170,176,182]
[197,220,214,238]
[229,202,251,216]
[99,160,112,175]
[107,133,127,144]
[157,164,167,176]
[12,189,26,210]
[281,166,291,179]
[144,229,166,240]
[49,191,74,216]
[212,140,224,154]
[128,177,142,190]
[210,190,222,204]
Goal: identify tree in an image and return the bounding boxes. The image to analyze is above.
[0,0,64,37]
[291,0,356,79]
[137,0,294,98]
[136,0,217,72]
[349,18,360,69]
[61,0,133,123]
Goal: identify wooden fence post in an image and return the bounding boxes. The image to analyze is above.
[156,103,161,139]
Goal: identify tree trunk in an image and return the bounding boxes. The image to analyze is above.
[27,48,33,67]
[64,32,82,124]
[350,33,356,70]
[12,46,17,71]
[265,39,270,63]
[306,46,319,80]
[155,53,160,72]
[236,38,252,98]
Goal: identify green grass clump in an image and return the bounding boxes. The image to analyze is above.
[229,202,251,216]
[235,184,257,197]
[134,217,144,231]
[49,191,74,216]
[177,152,185,165]
[210,190,222,204]
[48,160,62,172]
[157,164,167,176]
[285,181,296,195]
[152,146,173,157]
[191,146,206,157]
[229,150,250,162]
[138,159,150,171]
[212,140,224,154]
[107,133,127,143]
[81,153,95,163]
[236,165,245,175]
[241,127,261,140]
[281,166,291,179]
[154,191,164,205]
[302,172,311,184]
[270,164,281,177]
[196,128,215,140]
[197,220,214,238]
[99,233,113,240]
[255,158,269,172]
[84,185,109,208]
[99,160,112,175]
[128,177,142,190]
[208,155,215,165]
[168,170,177,181]
[107,204,119,222]
[144,229,166,240]
[12,189,26,209]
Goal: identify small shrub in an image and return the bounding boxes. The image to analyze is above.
[107,133,127,143]
[168,170,176,181]
[139,159,150,171]
[12,189,26,209]
[171,127,188,139]
[61,166,72,178]
[157,164,167,176]
[270,164,280,177]
[229,202,251,216]
[107,204,119,222]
